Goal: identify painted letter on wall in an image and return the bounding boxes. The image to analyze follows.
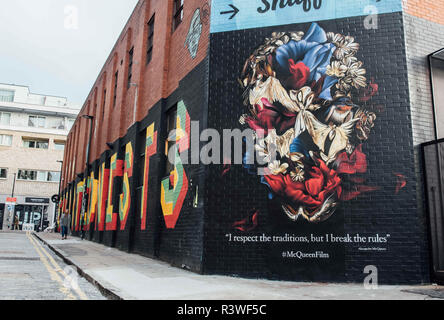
[119,142,133,231]
[87,172,98,231]
[141,123,157,230]
[160,101,190,229]
[74,181,84,232]
[106,153,123,231]
[97,162,110,231]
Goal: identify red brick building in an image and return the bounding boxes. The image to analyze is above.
[64,0,209,182]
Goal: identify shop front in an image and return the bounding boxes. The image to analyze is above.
[0,196,51,231]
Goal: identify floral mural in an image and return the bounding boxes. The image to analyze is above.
[239,23,379,223]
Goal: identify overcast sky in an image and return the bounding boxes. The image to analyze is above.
[0,0,139,106]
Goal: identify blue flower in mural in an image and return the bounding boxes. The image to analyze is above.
[290,137,310,159]
[274,23,337,100]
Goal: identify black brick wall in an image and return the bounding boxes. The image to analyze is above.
[204,13,430,284]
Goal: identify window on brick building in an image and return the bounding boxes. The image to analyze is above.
[47,171,60,182]
[0,168,7,179]
[0,112,11,126]
[113,72,118,107]
[0,89,14,102]
[172,0,184,32]
[146,15,155,65]
[127,47,134,89]
[48,118,65,130]
[18,170,36,181]
[17,169,60,182]
[23,138,49,149]
[28,115,46,128]
[164,104,178,176]
[54,141,65,151]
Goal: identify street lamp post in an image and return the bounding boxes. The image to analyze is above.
[81,115,94,240]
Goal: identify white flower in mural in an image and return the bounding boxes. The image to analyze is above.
[290,167,305,182]
[289,87,320,112]
[249,77,300,113]
[275,129,295,159]
[336,60,366,92]
[339,56,367,90]
[268,160,289,175]
[327,32,343,44]
[326,61,348,78]
[256,129,297,162]
[290,152,305,168]
[255,130,280,163]
[255,138,273,163]
[328,34,360,60]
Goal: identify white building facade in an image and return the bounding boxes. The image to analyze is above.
[0,83,79,231]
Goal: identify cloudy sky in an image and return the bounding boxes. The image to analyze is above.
[0,0,139,106]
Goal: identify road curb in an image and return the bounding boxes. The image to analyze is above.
[32,232,123,300]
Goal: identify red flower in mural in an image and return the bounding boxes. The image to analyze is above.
[244,98,296,136]
[359,78,379,102]
[288,59,311,89]
[265,159,342,213]
[335,145,367,175]
[233,209,259,232]
[394,173,407,194]
[334,145,381,201]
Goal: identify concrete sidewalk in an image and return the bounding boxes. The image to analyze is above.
[33,232,443,300]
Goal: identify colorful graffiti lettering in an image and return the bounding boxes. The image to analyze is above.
[71,186,76,229]
[106,153,124,231]
[97,162,110,231]
[75,180,84,231]
[141,123,157,230]
[160,100,190,229]
[87,171,99,231]
[119,142,133,231]
[69,186,75,229]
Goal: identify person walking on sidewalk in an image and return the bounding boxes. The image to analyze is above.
[60,213,69,240]
[14,215,20,230]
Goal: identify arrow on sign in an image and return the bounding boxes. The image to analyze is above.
[220,4,239,20]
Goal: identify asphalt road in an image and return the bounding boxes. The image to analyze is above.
[0,231,106,300]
